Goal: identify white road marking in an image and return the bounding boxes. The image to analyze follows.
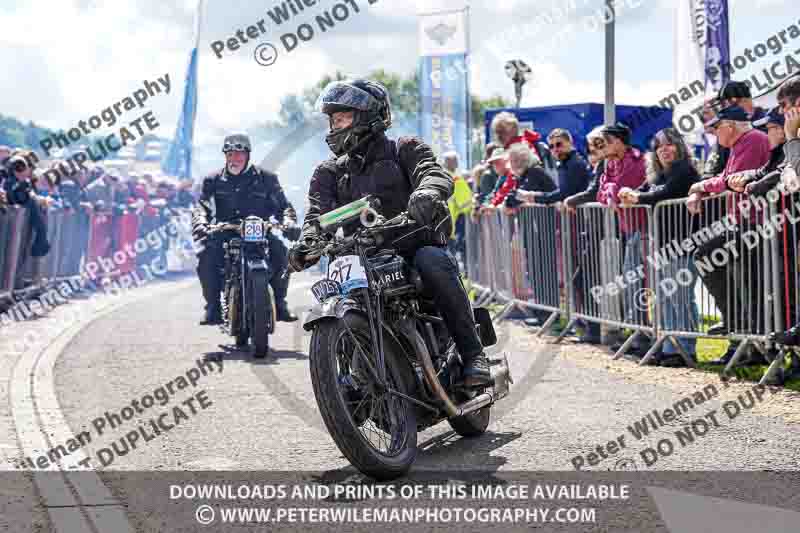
[9,279,195,533]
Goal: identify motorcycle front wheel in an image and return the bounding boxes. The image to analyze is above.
[249,270,272,358]
[309,313,417,480]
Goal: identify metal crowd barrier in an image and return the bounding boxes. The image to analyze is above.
[465,189,798,384]
[0,206,28,297]
[467,205,569,334]
[0,204,198,317]
[561,204,658,360]
[649,192,782,377]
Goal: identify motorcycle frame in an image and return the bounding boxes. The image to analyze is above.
[222,223,273,337]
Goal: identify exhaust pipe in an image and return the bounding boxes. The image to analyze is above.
[400,320,460,417]
[454,392,493,416]
[399,319,513,418]
[453,355,512,417]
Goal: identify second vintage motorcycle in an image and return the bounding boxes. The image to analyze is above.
[207,216,293,358]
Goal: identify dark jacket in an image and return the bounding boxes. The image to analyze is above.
[636,157,700,249]
[301,133,453,240]
[193,163,295,236]
[635,158,699,205]
[566,160,605,207]
[477,166,498,205]
[743,143,787,196]
[534,150,592,205]
[505,165,556,208]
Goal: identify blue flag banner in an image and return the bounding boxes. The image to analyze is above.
[162,47,198,179]
[704,0,730,96]
[418,8,470,167]
[419,53,469,167]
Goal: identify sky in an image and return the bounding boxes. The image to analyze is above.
[0,0,794,181]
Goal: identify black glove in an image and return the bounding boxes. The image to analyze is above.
[288,241,319,272]
[283,216,301,242]
[284,225,302,242]
[408,189,447,229]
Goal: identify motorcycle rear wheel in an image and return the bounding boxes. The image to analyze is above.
[309,314,417,480]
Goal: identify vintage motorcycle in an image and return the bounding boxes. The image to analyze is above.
[208,216,295,358]
[300,197,513,480]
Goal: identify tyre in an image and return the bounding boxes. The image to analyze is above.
[309,314,417,480]
[226,282,248,347]
[447,388,491,437]
[249,270,271,358]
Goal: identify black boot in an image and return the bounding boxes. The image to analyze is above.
[276,301,298,322]
[461,351,492,387]
[200,304,223,325]
[769,324,800,346]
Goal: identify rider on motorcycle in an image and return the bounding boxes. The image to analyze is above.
[192,133,299,325]
[288,79,491,386]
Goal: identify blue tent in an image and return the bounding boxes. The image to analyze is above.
[485,103,674,156]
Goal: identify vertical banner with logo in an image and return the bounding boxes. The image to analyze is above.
[704,0,730,96]
[673,0,708,145]
[418,7,470,169]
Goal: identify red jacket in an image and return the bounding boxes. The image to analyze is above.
[491,175,518,206]
[597,148,648,234]
[504,129,542,150]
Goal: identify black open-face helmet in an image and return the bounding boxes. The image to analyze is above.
[222,133,252,154]
[314,79,392,156]
[222,132,252,171]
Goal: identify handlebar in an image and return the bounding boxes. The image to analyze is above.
[304,212,418,260]
[207,219,297,236]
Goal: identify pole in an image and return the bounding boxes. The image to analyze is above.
[601,0,615,346]
[465,4,472,170]
[604,0,615,126]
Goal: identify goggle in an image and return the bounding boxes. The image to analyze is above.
[222,143,250,153]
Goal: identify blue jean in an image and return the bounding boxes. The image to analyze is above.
[622,231,646,325]
[658,256,699,355]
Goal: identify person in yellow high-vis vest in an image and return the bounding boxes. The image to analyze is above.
[442,151,473,265]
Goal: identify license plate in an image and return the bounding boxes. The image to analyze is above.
[328,255,368,293]
[311,279,341,304]
[243,220,265,242]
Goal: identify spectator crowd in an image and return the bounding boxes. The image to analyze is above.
[444,76,800,384]
[0,146,196,291]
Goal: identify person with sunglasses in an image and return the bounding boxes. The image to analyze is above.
[516,129,591,206]
[192,133,299,326]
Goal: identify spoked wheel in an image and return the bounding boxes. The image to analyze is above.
[309,313,417,480]
[249,270,271,358]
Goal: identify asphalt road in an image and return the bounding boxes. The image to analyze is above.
[2,273,800,532]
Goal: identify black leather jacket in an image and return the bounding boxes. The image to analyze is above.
[301,133,453,241]
[192,163,295,238]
